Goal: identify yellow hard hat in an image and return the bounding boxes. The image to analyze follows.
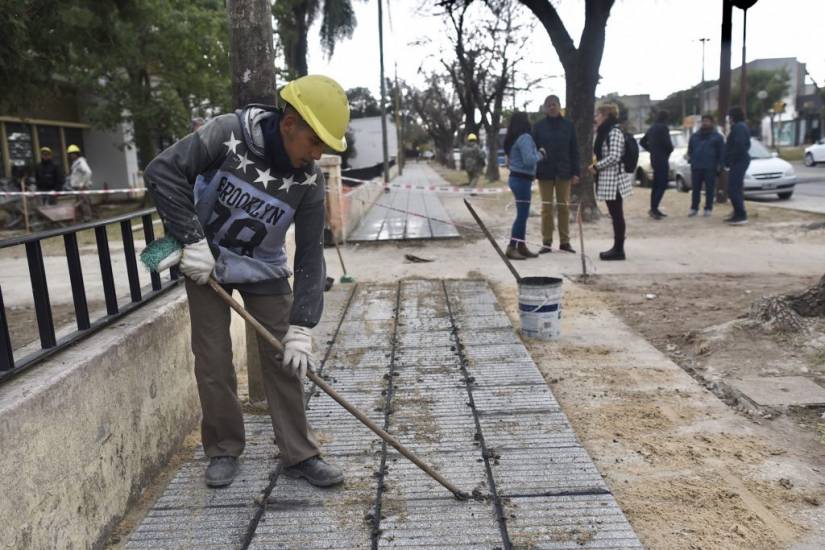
[280,75,350,152]
[67,144,81,154]
[40,146,52,154]
[467,133,478,141]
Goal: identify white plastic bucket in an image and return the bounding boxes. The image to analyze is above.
[518,276,563,340]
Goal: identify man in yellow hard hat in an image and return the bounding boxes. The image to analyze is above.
[145,74,350,489]
[460,132,486,194]
[67,144,94,220]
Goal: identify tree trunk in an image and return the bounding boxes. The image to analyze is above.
[749,274,825,333]
[787,274,825,317]
[484,92,503,182]
[228,0,278,107]
[227,0,278,404]
[566,69,600,220]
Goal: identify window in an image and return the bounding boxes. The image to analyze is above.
[6,123,34,176]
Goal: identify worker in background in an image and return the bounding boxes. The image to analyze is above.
[460,133,486,195]
[67,144,93,221]
[35,147,62,205]
[145,75,349,490]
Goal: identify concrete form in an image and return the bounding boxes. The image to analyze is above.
[124,280,640,549]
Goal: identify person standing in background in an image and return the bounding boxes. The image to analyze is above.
[460,133,486,194]
[532,95,580,254]
[503,112,544,260]
[67,144,93,221]
[35,147,62,205]
[640,110,673,220]
[687,114,725,217]
[724,106,751,225]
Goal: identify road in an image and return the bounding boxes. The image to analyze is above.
[748,160,825,214]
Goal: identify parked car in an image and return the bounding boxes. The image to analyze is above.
[633,130,688,187]
[672,138,797,199]
[804,139,825,166]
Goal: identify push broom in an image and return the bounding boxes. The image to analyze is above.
[140,236,469,501]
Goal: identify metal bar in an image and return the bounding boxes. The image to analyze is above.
[95,226,118,315]
[120,220,142,303]
[25,240,56,348]
[64,233,90,330]
[0,279,182,384]
[0,207,157,250]
[0,286,14,371]
[207,278,469,499]
[142,214,162,291]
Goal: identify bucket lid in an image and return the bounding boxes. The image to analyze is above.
[519,276,563,288]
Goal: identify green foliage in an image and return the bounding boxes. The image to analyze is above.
[731,69,790,128]
[653,81,715,126]
[1,0,231,166]
[347,87,381,118]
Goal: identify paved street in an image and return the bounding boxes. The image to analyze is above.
[751,161,825,214]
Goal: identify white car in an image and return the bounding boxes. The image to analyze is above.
[804,139,825,166]
[634,130,688,187]
[672,138,797,200]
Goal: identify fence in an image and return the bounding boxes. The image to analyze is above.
[0,208,181,382]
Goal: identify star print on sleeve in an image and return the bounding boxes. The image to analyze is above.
[223,131,241,155]
[278,175,296,192]
[253,167,276,186]
[235,152,254,174]
[299,172,318,186]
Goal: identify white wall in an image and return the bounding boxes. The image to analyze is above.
[348,116,398,169]
[82,122,140,189]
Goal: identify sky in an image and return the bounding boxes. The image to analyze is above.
[304,0,825,111]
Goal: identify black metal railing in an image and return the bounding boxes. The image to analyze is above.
[0,208,181,383]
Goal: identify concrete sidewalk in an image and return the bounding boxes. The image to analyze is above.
[123,280,641,549]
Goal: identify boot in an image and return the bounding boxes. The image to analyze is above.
[599,242,625,261]
[517,242,538,258]
[205,456,240,488]
[505,245,526,260]
[283,455,344,487]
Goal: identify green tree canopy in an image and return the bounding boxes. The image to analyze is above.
[732,68,790,129]
[346,87,381,118]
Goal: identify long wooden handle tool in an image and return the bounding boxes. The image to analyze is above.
[207,278,470,501]
[463,199,522,283]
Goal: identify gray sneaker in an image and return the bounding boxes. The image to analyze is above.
[688,209,698,217]
[283,456,344,487]
[205,456,239,488]
[703,209,712,217]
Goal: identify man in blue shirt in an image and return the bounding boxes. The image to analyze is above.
[687,114,725,217]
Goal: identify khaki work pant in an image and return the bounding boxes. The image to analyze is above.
[185,279,319,467]
[538,178,572,246]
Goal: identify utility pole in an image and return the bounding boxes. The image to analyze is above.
[394,63,403,175]
[378,0,390,184]
[699,37,710,114]
[740,7,749,117]
[718,0,733,133]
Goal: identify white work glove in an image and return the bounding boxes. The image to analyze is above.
[179,239,215,285]
[282,325,314,379]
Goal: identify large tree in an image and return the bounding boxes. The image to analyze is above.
[517,0,616,220]
[732,68,789,131]
[440,0,530,182]
[408,75,463,166]
[273,0,358,77]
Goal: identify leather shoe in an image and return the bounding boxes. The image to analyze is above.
[505,245,526,260]
[205,456,239,488]
[283,456,344,487]
[517,243,538,258]
[599,248,626,261]
[559,243,576,253]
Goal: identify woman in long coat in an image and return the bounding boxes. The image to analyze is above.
[588,103,632,261]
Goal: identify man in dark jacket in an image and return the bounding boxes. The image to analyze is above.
[724,106,751,225]
[532,95,579,254]
[640,110,673,220]
[35,147,63,205]
[687,115,725,216]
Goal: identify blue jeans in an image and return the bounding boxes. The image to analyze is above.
[691,168,717,211]
[728,159,750,218]
[650,157,669,211]
[508,173,533,247]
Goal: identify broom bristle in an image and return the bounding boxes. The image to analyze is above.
[140,236,182,272]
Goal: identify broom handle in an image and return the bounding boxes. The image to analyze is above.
[206,278,467,499]
[576,202,587,277]
[463,199,521,283]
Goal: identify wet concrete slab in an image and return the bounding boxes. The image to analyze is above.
[125,280,640,549]
[349,188,460,242]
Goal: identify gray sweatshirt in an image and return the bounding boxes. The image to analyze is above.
[144,106,326,328]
